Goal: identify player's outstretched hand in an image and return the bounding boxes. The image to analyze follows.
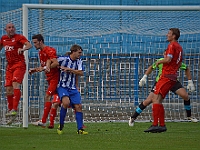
[29,68,37,75]
[187,80,195,92]
[139,74,147,87]
[18,48,24,54]
[44,66,50,73]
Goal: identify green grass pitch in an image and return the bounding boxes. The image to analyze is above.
[0,122,199,150]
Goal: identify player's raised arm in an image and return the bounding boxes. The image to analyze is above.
[155,56,171,67]
[185,67,195,92]
[24,41,32,50]
[139,65,153,87]
[18,38,32,54]
[179,62,195,92]
[139,59,160,87]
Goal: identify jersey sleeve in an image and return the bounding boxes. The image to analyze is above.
[18,34,29,45]
[152,58,163,69]
[46,47,57,59]
[166,44,174,58]
[57,57,65,66]
[179,62,187,70]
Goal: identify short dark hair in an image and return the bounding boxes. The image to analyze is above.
[32,34,44,43]
[170,28,180,40]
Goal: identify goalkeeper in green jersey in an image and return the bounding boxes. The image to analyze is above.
[129,52,198,126]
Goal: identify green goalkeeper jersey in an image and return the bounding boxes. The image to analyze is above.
[152,58,187,82]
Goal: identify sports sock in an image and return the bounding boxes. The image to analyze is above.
[131,102,146,119]
[59,106,67,130]
[159,104,165,126]
[73,108,76,114]
[42,102,52,123]
[152,103,160,126]
[7,95,13,111]
[76,112,83,130]
[184,99,191,117]
[13,89,21,111]
[49,107,57,126]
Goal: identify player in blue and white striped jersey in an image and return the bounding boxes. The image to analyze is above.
[57,44,88,135]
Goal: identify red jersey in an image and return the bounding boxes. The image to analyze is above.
[39,46,59,80]
[162,41,183,80]
[0,34,28,64]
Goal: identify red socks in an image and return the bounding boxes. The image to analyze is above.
[42,102,52,123]
[152,103,165,126]
[159,104,165,126]
[13,89,21,111]
[7,95,14,111]
[49,108,57,126]
[7,89,21,111]
[152,104,160,126]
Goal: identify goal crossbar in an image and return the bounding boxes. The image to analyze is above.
[23,4,200,11]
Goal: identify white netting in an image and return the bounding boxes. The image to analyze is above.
[27,9,200,37]
[0,6,200,126]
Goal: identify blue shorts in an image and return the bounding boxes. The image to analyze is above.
[57,86,81,106]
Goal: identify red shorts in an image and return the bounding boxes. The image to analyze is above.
[154,76,176,98]
[52,94,61,104]
[5,62,26,86]
[46,75,59,96]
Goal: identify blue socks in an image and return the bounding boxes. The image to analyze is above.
[59,106,67,129]
[76,112,83,130]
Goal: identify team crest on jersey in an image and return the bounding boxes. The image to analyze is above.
[5,45,14,51]
[12,38,15,42]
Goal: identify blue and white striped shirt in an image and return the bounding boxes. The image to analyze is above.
[57,56,84,89]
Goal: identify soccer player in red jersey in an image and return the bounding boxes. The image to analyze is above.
[0,23,32,124]
[29,34,60,128]
[144,28,183,133]
[129,51,197,127]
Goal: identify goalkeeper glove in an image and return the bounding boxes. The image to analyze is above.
[187,80,195,92]
[139,74,147,87]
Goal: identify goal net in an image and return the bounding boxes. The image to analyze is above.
[0,5,200,127]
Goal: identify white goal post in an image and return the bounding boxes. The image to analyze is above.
[20,4,200,128]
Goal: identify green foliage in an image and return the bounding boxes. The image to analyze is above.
[0,122,199,150]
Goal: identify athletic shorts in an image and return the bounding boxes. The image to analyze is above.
[46,75,59,96]
[151,80,183,94]
[5,62,26,86]
[153,76,177,98]
[57,86,81,107]
[52,94,61,104]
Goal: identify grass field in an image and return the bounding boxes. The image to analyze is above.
[0,122,199,150]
